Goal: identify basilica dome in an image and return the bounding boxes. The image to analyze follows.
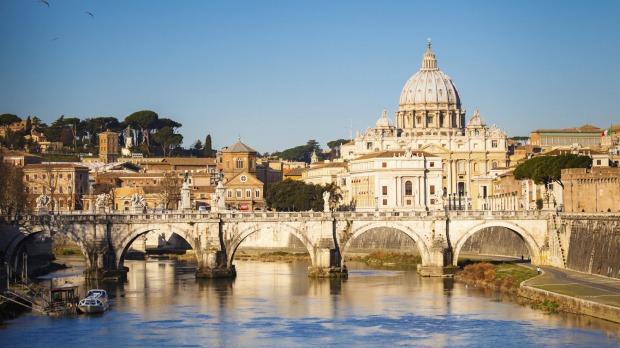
[399,42,461,109]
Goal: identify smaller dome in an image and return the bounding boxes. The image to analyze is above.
[375,110,394,129]
[467,107,486,127]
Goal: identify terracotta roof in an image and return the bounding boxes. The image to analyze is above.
[161,158,217,165]
[222,139,257,153]
[531,124,602,133]
[284,167,308,176]
[309,162,348,169]
[544,148,605,156]
[23,163,89,170]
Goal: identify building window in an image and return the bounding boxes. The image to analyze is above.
[382,199,387,205]
[430,185,435,195]
[405,181,412,195]
[492,162,497,169]
[68,174,71,180]
[227,190,232,198]
[597,160,601,165]
[416,116,421,124]
[236,189,242,198]
[382,162,387,168]
[492,140,498,148]
[246,189,251,198]
[474,130,479,136]
[79,173,83,180]
[366,142,373,150]
[236,158,243,169]
[458,162,465,173]
[429,162,435,167]
[255,189,260,198]
[382,186,388,195]
[59,187,63,194]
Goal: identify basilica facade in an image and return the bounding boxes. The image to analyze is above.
[340,41,509,210]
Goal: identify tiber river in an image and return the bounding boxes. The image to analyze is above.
[1,257,619,347]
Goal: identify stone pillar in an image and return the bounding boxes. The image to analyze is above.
[181,182,191,211]
[195,250,236,278]
[307,248,348,278]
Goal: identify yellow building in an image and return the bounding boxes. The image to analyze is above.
[98,130,118,164]
[23,163,90,211]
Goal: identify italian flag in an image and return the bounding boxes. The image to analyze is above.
[602,128,611,136]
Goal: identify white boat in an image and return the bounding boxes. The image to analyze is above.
[78,289,109,314]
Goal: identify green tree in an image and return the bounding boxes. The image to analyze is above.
[25,116,32,134]
[272,139,322,163]
[0,113,22,147]
[266,179,341,211]
[513,154,592,189]
[153,126,183,157]
[45,115,65,142]
[123,110,159,154]
[204,134,213,157]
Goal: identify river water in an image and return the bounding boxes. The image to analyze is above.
[1,258,619,347]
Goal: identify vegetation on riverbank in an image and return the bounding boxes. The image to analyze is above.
[455,260,537,294]
[357,251,421,265]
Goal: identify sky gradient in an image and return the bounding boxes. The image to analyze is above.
[1,1,619,154]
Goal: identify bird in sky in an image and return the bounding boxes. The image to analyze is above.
[39,0,49,7]
[86,11,94,18]
[52,37,59,41]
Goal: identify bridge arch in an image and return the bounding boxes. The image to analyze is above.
[2,226,48,267]
[452,221,541,266]
[340,222,431,265]
[116,225,200,270]
[226,223,316,267]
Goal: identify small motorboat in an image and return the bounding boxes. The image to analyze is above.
[78,289,109,314]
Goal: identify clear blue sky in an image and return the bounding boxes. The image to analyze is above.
[1,1,619,154]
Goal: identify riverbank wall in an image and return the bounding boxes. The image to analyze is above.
[519,283,620,324]
[559,214,620,278]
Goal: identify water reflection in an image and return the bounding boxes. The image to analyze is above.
[1,258,619,347]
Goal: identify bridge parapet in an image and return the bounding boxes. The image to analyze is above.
[446,210,552,220]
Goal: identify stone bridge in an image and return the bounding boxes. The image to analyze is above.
[7,209,563,279]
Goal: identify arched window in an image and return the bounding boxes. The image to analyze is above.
[405,181,413,195]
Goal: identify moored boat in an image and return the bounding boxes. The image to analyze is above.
[78,289,109,314]
[44,283,79,316]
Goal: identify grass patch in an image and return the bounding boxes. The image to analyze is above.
[363,251,421,265]
[53,247,83,256]
[457,261,537,290]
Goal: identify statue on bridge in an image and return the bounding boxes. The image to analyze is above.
[36,194,50,210]
[96,193,110,209]
[130,193,145,209]
[323,191,330,212]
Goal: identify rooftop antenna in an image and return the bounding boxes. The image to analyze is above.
[345,118,353,141]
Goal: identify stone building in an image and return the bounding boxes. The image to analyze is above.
[23,163,90,211]
[217,138,266,210]
[339,41,509,209]
[342,150,443,211]
[98,130,119,164]
[562,167,620,213]
[530,125,602,150]
[0,149,42,167]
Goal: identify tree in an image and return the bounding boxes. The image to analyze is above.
[513,154,592,189]
[204,134,214,158]
[25,116,32,134]
[153,126,183,157]
[271,140,323,163]
[0,156,26,216]
[123,110,159,154]
[266,179,341,211]
[0,113,21,147]
[326,138,349,159]
[45,115,65,142]
[156,172,182,210]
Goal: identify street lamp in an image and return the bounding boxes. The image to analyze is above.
[375,197,378,212]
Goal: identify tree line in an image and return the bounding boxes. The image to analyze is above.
[0,111,215,158]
